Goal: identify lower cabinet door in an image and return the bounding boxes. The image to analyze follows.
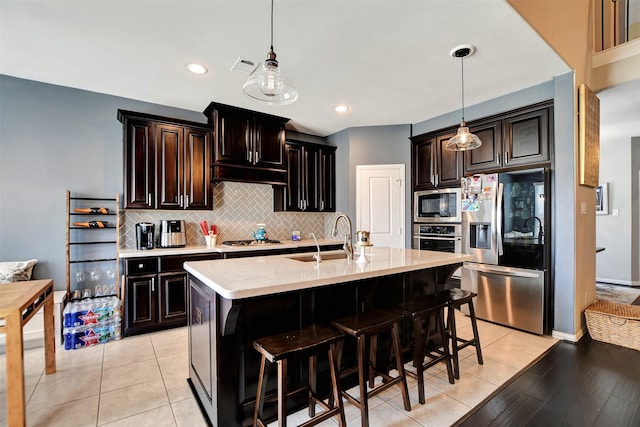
[125,275,157,335]
[159,272,188,325]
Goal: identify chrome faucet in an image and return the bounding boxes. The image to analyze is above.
[309,232,322,263]
[524,216,544,244]
[331,214,353,261]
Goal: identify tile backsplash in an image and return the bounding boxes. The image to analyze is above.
[121,181,339,248]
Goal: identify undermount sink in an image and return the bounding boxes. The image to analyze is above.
[288,253,347,262]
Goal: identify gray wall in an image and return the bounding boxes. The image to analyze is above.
[0,75,207,290]
[552,72,578,335]
[327,125,412,247]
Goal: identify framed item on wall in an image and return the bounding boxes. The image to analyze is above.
[579,83,600,188]
[596,182,608,215]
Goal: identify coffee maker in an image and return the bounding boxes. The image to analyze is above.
[136,222,155,250]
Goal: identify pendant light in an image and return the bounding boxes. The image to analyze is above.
[243,0,298,105]
[446,45,482,151]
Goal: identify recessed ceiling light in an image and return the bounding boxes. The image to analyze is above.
[187,63,208,74]
[334,105,349,113]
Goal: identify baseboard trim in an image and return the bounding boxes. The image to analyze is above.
[552,327,586,343]
[596,277,640,287]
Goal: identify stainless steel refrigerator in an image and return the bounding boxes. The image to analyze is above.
[460,169,550,334]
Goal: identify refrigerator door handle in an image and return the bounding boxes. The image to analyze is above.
[463,262,541,279]
[496,182,504,256]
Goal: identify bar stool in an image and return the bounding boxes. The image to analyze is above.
[446,288,483,379]
[395,293,455,404]
[331,309,411,427]
[253,324,346,427]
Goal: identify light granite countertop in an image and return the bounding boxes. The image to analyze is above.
[118,238,344,258]
[184,246,472,300]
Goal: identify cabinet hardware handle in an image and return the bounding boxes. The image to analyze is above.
[497,153,501,165]
[138,263,144,269]
[185,194,189,208]
[152,279,155,292]
[320,200,324,211]
[148,193,152,206]
[180,195,183,207]
[196,307,202,325]
[504,151,509,164]
[248,151,252,162]
[254,151,259,163]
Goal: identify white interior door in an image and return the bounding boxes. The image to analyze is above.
[356,164,405,248]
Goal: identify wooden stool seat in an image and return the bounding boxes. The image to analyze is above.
[253,324,346,427]
[331,309,411,427]
[395,293,455,404]
[446,288,483,379]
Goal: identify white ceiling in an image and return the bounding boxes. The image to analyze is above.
[0,0,572,136]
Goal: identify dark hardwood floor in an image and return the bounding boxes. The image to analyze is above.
[456,334,640,427]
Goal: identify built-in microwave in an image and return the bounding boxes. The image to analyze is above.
[414,188,462,223]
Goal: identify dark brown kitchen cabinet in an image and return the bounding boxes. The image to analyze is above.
[124,253,220,336]
[273,141,336,212]
[413,137,436,188]
[463,103,552,174]
[464,120,503,173]
[158,272,188,324]
[203,102,289,185]
[119,110,213,210]
[413,102,553,185]
[122,118,155,209]
[502,106,550,167]
[318,146,336,211]
[411,131,461,189]
[435,132,463,186]
[156,124,212,210]
[126,275,157,332]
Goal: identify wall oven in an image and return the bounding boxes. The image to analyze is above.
[413,223,461,253]
[413,223,462,280]
[414,188,461,223]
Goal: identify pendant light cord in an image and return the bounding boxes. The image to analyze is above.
[270,0,274,51]
[460,54,465,123]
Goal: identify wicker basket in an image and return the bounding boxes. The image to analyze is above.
[585,300,640,351]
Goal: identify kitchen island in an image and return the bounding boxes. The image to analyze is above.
[184,247,471,426]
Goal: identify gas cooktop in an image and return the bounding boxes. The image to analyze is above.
[221,239,281,247]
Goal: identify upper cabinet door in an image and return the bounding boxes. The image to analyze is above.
[436,132,462,186]
[184,127,212,210]
[156,124,184,210]
[215,109,251,165]
[283,142,304,211]
[123,119,155,209]
[464,120,503,173]
[303,144,320,211]
[318,146,336,212]
[253,119,285,169]
[413,138,436,189]
[502,107,550,167]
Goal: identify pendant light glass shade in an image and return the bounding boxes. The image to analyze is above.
[242,0,298,106]
[446,121,482,151]
[243,49,298,105]
[446,45,481,151]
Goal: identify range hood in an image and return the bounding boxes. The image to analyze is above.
[204,102,289,187]
[211,164,286,186]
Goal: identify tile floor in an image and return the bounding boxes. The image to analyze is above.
[0,312,558,427]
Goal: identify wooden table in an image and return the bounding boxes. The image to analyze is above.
[0,279,56,427]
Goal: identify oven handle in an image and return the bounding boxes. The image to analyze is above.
[413,235,461,241]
